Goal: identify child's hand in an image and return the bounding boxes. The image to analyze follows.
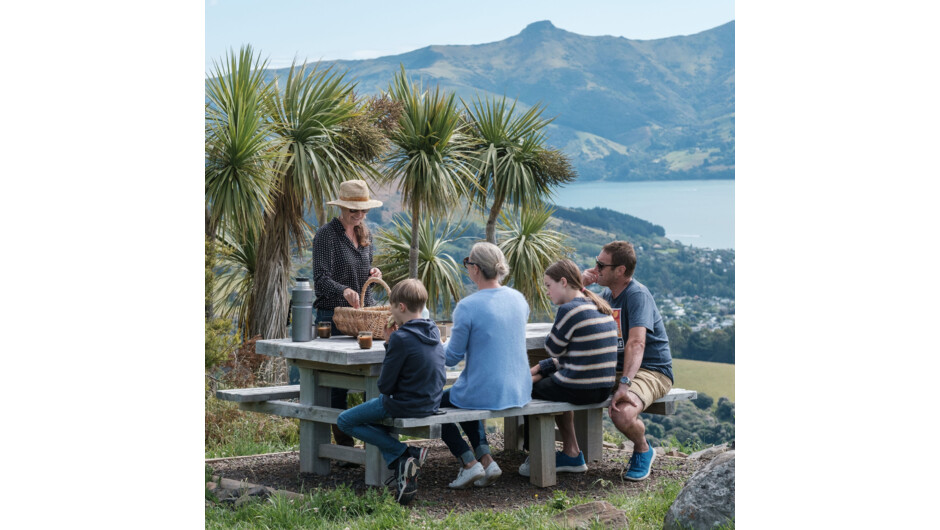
[385,315,399,334]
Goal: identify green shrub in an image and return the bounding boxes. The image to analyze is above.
[205,317,237,371]
[693,392,714,410]
[716,397,735,423]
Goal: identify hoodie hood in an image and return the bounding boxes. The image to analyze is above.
[398,318,441,345]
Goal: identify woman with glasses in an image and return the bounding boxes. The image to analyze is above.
[439,242,532,489]
[309,179,384,455]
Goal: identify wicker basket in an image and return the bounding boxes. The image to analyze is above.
[333,277,393,340]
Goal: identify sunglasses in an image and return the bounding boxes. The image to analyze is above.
[595,260,620,271]
[462,257,479,268]
[347,208,369,214]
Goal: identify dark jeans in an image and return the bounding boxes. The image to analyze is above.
[522,376,612,452]
[288,309,362,447]
[439,389,490,465]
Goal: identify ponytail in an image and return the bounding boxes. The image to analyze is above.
[545,259,612,316]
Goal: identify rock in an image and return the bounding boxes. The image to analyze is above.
[664,450,735,530]
[206,482,218,491]
[687,443,730,461]
[214,488,238,502]
[654,447,666,456]
[245,486,272,498]
[552,501,629,529]
[665,450,688,458]
[602,441,619,450]
[619,440,634,452]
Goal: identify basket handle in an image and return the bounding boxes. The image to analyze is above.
[360,276,391,303]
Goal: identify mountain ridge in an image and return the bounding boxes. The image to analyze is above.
[265,20,735,182]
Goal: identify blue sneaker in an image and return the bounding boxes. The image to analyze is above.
[556,451,588,473]
[624,440,656,481]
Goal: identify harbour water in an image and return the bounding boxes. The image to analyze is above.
[552,179,735,250]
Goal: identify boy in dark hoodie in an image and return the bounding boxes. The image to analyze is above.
[336,279,446,505]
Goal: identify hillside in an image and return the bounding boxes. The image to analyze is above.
[263,20,735,182]
[673,359,735,401]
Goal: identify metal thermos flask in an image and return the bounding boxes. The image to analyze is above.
[291,277,314,342]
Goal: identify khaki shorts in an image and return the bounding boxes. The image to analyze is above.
[615,368,672,410]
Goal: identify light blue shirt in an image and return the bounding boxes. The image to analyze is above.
[445,286,532,410]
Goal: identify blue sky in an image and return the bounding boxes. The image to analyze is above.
[206,0,735,73]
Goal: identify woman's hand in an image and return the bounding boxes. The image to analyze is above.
[369,267,382,278]
[343,288,361,309]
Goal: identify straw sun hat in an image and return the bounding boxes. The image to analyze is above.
[326,180,384,210]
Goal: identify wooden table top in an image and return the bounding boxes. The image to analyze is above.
[255,322,553,366]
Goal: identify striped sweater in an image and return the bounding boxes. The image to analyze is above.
[542,298,619,390]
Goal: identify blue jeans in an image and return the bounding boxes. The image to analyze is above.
[336,397,407,467]
[439,389,491,465]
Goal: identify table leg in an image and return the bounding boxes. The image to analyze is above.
[573,408,604,463]
[299,366,332,475]
[503,416,523,451]
[529,413,556,487]
[363,375,392,486]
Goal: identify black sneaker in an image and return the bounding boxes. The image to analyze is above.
[386,455,418,505]
[409,446,429,468]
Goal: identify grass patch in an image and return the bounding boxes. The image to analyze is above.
[205,391,299,458]
[205,475,690,529]
[673,358,734,402]
[206,484,411,529]
[606,478,685,529]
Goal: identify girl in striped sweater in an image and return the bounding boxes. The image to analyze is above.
[519,259,619,477]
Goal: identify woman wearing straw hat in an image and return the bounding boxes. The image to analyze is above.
[310,179,384,453]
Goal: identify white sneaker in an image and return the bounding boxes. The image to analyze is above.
[518,456,531,477]
[448,462,485,489]
[473,460,502,487]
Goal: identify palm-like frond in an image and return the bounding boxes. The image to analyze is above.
[381,66,479,278]
[382,67,477,217]
[374,214,467,319]
[498,205,572,319]
[269,61,381,230]
[463,95,577,243]
[205,45,279,237]
[212,226,259,339]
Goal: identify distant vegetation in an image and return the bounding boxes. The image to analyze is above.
[668,323,735,364]
[551,205,665,238]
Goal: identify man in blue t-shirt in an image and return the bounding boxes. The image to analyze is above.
[582,241,673,482]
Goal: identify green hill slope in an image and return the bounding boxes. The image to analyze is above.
[673,358,734,401]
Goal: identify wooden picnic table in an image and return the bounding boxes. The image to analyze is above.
[239,322,696,487]
[253,322,555,486]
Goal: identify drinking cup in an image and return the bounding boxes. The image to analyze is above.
[317,322,332,339]
[357,331,373,349]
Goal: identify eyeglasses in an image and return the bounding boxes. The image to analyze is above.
[596,260,620,271]
[462,257,478,268]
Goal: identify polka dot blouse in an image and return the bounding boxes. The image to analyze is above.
[312,217,376,311]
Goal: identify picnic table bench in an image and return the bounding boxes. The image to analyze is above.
[217,369,696,487]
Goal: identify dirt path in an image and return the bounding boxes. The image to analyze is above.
[207,433,703,517]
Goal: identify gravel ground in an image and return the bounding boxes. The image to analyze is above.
[207,433,704,516]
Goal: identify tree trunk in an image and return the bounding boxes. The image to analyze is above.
[313,199,327,229]
[485,195,506,245]
[409,202,420,278]
[249,183,300,341]
[205,206,216,321]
